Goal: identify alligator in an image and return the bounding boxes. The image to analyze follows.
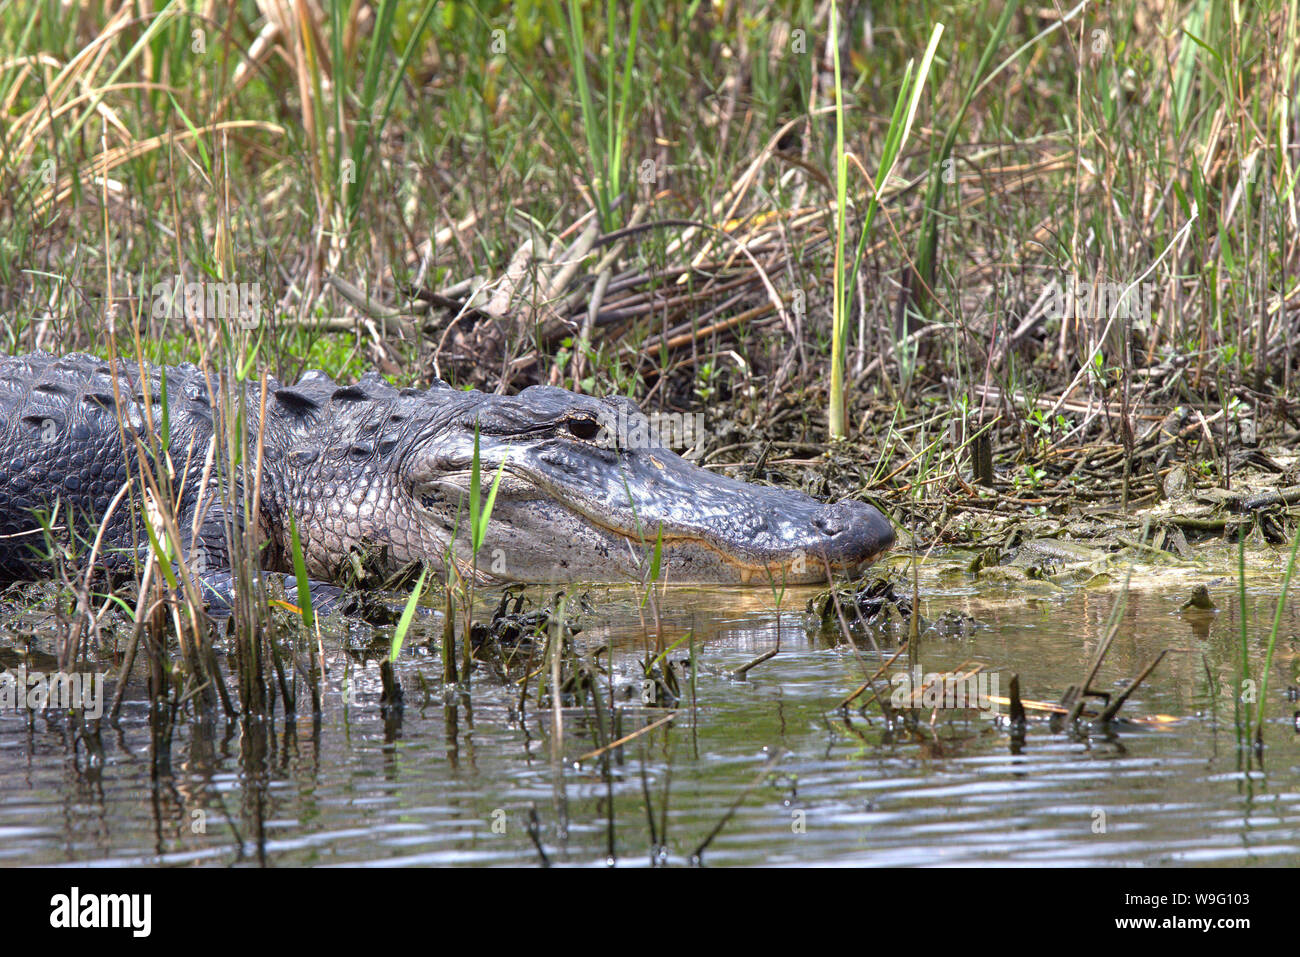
[0,352,894,594]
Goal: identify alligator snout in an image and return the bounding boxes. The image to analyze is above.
[407,386,898,584]
[811,499,896,566]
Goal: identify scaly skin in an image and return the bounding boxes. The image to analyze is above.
[0,352,894,587]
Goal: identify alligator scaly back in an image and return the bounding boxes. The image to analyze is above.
[0,352,257,577]
[0,352,451,583]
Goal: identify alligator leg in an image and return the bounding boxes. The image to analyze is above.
[193,570,348,619]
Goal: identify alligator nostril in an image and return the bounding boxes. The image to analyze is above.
[813,512,843,537]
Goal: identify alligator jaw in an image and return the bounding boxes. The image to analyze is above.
[408,408,895,585]
[416,487,892,585]
[527,484,896,585]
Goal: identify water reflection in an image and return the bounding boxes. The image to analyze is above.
[0,577,1297,865]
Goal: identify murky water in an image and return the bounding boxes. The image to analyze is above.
[2,554,1299,866]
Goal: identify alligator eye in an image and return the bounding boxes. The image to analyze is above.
[566,417,600,441]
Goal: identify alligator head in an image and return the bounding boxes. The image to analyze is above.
[400,386,894,585]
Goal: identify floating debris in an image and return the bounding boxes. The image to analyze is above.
[808,576,981,642]
[808,576,913,639]
[1181,584,1217,610]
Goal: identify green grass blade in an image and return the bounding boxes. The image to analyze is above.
[640,523,664,608]
[289,512,315,634]
[390,564,429,663]
[1236,528,1249,741]
[474,459,507,556]
[141,515,180,592]
[1254,524,1300,736]
[829,7,942,439]
[468,421,508,557]
[158,363,170,455]
[349,0,440,226]
[912,2,1016,316]
[470,422,482,540]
